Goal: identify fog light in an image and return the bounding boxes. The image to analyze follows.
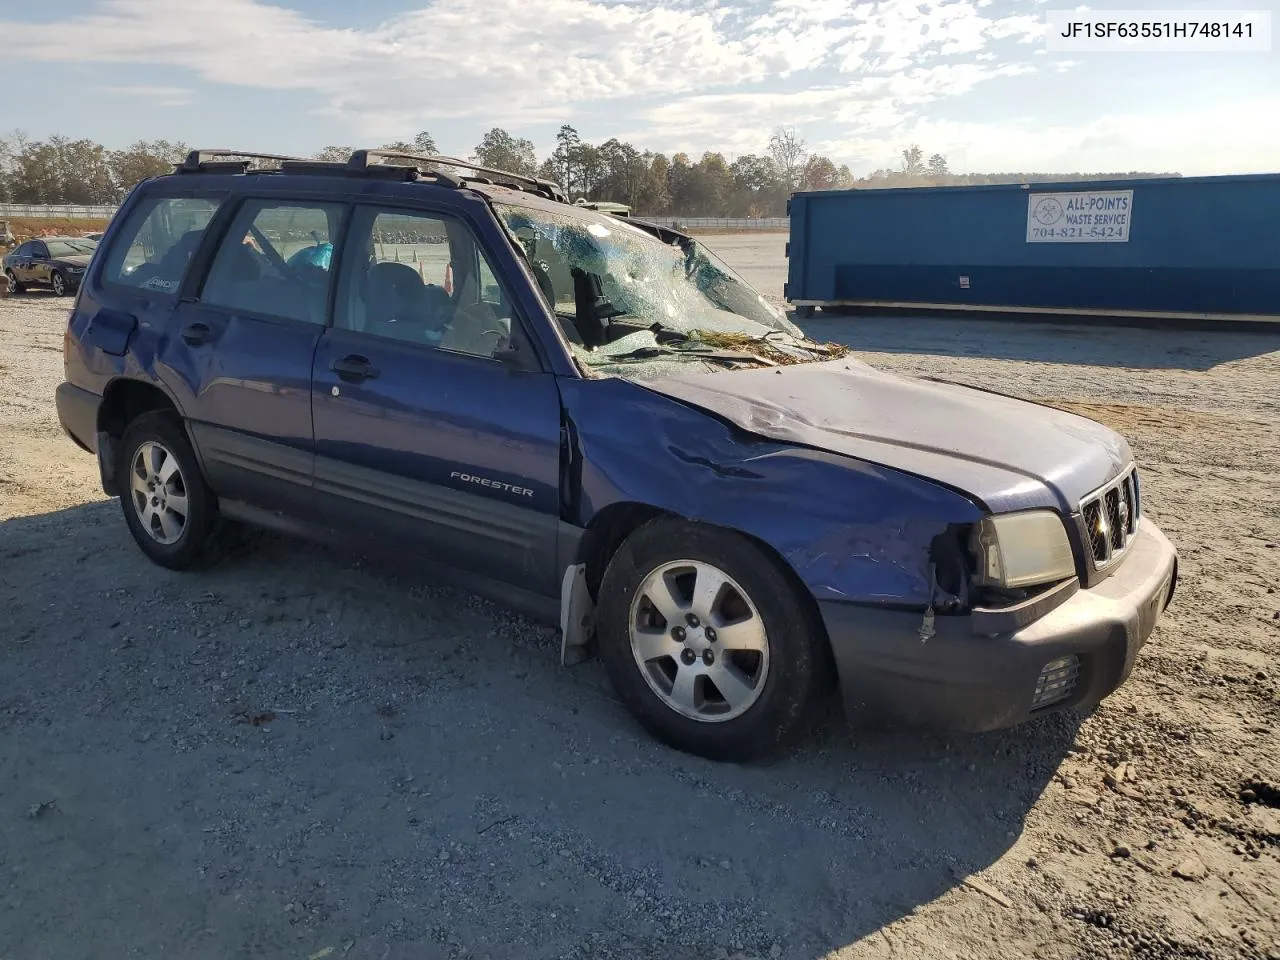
[1031,655,1080,710]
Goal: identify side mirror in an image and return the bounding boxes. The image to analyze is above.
[493,333,532,371]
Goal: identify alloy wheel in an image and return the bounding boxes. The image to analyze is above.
[628,559,770,722]
[129,441,189,545]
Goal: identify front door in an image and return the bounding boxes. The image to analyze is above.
[310,202,563,596]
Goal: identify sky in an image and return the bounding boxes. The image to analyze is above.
[0,0,1277,177]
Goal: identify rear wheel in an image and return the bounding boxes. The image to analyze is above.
[4,269,24,293]
[596,517,827,762]
[117,411,227,570]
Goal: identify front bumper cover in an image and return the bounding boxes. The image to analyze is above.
[820,516,1178,733]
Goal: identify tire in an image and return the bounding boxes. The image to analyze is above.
[794,305,815,320]
[117,410,227,570]
[595,517,826,762]
[50,270,68,296]
[4,269,24,293]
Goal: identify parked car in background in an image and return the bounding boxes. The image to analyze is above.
[55,148,1178,762]
[3,236,98,296]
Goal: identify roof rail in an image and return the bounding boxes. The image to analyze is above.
[574,199,632,216]
[278,158,419,181]
[178,149,306,174]
[348,149,569,203]
[625,216,691,244]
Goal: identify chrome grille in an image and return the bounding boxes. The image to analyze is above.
[1080,466,1140,568]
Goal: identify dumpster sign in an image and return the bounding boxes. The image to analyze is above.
[1026,189,1133,243]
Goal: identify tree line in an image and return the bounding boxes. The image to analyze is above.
[0,126,1178,216]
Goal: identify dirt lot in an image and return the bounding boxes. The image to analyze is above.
[2,236,1279,960]
[1,217,109,243]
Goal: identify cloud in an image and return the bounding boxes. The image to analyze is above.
[97,85,194,107]
[43,0,1270,177]
[0,0,1049,138]
[816,96,1280,176]
[623,60,1036,159]
[0,0,799,127]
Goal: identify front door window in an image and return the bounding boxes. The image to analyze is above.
[333,207,516,359]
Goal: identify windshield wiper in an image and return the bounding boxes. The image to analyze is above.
[755,330,837,355]
[689,328,845,360]
[601,344,776,367]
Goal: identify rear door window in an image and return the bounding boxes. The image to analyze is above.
[197,200,345,325]
[101,195,225,295]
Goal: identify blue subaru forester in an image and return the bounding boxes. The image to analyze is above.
[55,149,1178,761]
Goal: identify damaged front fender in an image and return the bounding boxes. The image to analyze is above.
[558,377,985,611]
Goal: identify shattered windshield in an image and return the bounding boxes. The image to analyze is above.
[492,201,848,378]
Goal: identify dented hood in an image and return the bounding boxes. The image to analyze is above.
[637,358,1132,514]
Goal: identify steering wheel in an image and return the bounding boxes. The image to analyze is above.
[439,301,510,356]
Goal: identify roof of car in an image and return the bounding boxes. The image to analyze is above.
[153,148,686,245]
[467,181,605,218]
[467,182,685,240]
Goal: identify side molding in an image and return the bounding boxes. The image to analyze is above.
[559,563,596,666]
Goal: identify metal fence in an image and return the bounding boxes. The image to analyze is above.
[0,203,120,219]
[11,184,1187,226]
[0,204,789,231]
[635,216,789,230]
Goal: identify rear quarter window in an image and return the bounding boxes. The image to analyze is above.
[101,195,225,295]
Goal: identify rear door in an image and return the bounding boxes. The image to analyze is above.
[310,200,564,596]
[81,192,228,393]
[8,242,33,283]
[161,196,347,517]
[27,241,50,285]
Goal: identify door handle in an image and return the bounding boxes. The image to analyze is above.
[330,354,379,382]
[181,322,213,346]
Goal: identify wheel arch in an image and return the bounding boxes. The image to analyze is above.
[564,502,835,683]
[98,377,183,438]
[96,378,191,497]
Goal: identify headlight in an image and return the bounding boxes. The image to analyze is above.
[969,510,1076,589]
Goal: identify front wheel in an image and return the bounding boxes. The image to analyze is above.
[595,517,827,762]
[117,411,226,570]
[50,270,68,296]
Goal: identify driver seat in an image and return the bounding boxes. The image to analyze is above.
[363,261,431,339]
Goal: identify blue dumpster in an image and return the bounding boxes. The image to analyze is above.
[785,173,1280,322]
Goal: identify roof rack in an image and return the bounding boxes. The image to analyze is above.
[177,149,306,174]
[172,146,573,206]
[278,158,418,181]
[348,149,569,203]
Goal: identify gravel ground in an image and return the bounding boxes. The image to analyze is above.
[2,235,1279,960]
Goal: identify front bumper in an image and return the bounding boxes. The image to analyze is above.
[820,516,1178,733]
